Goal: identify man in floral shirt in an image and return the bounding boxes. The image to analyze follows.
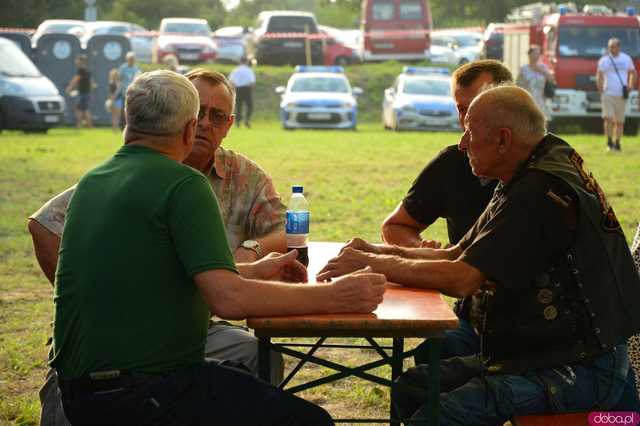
[29,69,286,426]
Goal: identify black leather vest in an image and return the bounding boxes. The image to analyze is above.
[480,135,640,374]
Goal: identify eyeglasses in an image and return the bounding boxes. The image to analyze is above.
[198,106,231,127]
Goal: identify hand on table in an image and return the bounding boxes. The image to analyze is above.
[420,239,442,249]
[342,237,382,254]
[316,247,371,282]
[331,266,387,313]
[250,249,308,283]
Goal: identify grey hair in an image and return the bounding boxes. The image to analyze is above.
[125,70,199,135]
[478,85,547,140]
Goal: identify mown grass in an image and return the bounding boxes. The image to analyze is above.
[0,122,639,425]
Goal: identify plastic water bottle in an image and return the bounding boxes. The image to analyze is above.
[286,185,309,267]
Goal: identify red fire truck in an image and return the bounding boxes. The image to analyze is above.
[502,3,640,134]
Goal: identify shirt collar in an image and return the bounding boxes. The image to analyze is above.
[210,147,227,180]
[498,134,550,192]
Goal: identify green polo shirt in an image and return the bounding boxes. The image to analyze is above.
[51,144,237,378]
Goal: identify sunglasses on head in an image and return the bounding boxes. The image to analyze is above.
[198,107,231,127]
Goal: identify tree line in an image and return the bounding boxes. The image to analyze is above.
[0,0,628,31]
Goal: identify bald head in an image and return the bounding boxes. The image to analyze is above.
[469,85,546,145]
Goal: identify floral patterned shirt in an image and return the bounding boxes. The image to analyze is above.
[29,147,285,251]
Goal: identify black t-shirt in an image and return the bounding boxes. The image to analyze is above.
[403,145,497,244]
[77,68,91,94]
[460,169,577,290]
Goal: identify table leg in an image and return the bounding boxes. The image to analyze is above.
[427,338,442,425]
[257,336,271,383]
[390,337,403,426]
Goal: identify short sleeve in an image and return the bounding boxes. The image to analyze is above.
[460,172,576,289]
[247,174,286,238]
[402,148,451,226]
[30,185,77,237]
[169,175,237,276]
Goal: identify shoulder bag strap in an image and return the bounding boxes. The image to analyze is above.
[608,54,627,87]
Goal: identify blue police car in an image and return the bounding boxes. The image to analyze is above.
[275,66,362,130]
[382,67,460,132]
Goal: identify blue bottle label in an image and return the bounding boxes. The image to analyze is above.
[286,211,309,234]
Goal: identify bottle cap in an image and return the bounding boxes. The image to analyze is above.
[292,185,304,193]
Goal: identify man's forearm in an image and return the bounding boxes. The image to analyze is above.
[381,223,423,247]
[27,219,60,285]
[256,229,286,255]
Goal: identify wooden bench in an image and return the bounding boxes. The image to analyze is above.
[512,412,589,426]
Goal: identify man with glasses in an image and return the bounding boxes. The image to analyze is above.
[29,69,287,426]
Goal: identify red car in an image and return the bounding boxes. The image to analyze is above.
[153,18,217,64]
[319,26,360,66]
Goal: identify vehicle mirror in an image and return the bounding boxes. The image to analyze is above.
[353,87,363,96]
[275,86,285,94]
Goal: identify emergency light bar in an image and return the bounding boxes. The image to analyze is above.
[402,66,450,75]
[295,66,344,73]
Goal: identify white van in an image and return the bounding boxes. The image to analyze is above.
[0,37,66,132]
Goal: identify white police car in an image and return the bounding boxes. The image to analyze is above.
[382,67,460,132]
[275,66,362,130]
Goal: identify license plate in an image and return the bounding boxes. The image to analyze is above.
[283,41,303,48]
[307,113,330,120]
[44,115,59,123]
[179,53,199,60]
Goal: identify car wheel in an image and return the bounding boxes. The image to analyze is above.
[334,56,351,66]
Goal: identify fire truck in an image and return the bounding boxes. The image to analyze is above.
[502,3,640,134]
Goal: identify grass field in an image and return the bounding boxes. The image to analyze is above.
[1,122,639,425]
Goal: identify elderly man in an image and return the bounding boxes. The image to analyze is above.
[381,60,511,364]
[52,69,386,425]
[319,86,640,424]
[29,70,285,426]
[596,37,637,151]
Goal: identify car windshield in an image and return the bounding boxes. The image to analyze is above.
[163,22,210,36]
[43,23,83,33]
[0,42,41,77]
[92,25,129,35]
[267,16,317,33]
[402,78,450,96]
[291,76,349,93]
[558,26,640,58]
[452,34,481,47]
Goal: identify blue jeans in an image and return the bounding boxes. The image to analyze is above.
[59,359,333,426]
[413,319,480,365]
[393,345,630,426]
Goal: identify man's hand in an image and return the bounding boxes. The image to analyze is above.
[330,266,387,313]
[247,250,307,283]
[343,237,382,254]
[316,247,371,282]
[420,239,442,249]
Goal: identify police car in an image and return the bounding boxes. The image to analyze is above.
[382,67,460,132]
[275,66,362,130]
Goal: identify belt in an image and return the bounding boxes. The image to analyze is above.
[58,369,156,396]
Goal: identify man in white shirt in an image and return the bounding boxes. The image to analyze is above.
[596,37,637,151]
[228,57,256,128]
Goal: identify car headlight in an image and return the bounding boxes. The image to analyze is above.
[401,104,416,112]
[340,102,354,108]
[159,43,176,52]
[0,80,25,96]
[284,102,296,108]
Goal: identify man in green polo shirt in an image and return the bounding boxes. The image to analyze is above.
[53,70,387,425]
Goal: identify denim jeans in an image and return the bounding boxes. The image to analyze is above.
[393,345,630,426]
[59,359,333,426]
[413,319,480,365]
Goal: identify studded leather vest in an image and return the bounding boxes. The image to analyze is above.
[480,135,640,374]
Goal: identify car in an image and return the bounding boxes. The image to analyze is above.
[318,26,360,66]
[247,11,323,66]
[31,19,86,47]
[153,18,216,64]
[275,66,362,130]
[82,21,153,63]
[382,67,460,131]
[431,30,483,66]
[0,37,66,133]
[480,23,505,61]
[212,26,246,63]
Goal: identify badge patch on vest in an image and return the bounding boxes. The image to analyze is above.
[569,151,621,233]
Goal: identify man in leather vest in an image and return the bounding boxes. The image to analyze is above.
[317,86,640,424]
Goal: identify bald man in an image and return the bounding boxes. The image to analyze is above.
[317,86,640,424]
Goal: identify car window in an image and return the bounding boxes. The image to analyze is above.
[163,22,211,36]
[291,76,349,93]
[267,16,317,33]
[0,42,41,77]
[402,78,450,96]
[372,0,395,20]
[400,1,423,20]
[452,34,480,47]
[95,25,128,35]
[44,23,82,33]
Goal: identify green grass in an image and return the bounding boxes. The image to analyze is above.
[0,123,639,424]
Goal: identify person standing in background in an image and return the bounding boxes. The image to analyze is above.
[114,51,141,128]
[229,57,255,128]
[65,55,93,128]
[596,37,637,151]
[516,44,554,122]
[106,68,119,132]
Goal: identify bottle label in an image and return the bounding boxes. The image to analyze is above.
[286,211,309,234]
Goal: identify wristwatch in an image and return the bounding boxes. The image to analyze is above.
[241,239,261,257]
